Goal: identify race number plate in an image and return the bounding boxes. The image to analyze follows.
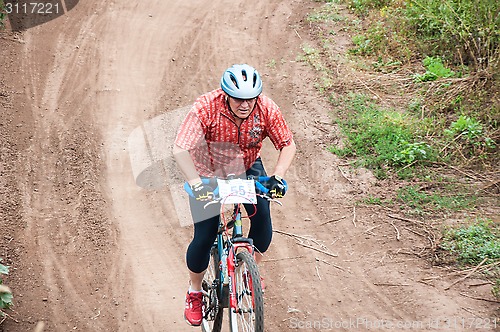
[217,179,257,204]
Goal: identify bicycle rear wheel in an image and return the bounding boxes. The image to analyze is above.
[229,251,264,332]
[201,246,224,332]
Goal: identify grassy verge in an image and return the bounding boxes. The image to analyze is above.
[302,0,499,297]
[0,259,13,322]
[0,1,6,28]
[440,220,500,300]
[303,0,498,212]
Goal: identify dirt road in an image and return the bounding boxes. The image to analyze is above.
[1,0,498,331]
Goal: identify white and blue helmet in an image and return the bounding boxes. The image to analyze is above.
[221,64,263,99]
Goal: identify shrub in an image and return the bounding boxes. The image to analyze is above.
[414,56,456,82]
[440,220,500,265]
[404,0,500,70]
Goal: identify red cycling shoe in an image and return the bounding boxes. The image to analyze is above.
[184,291,203,326]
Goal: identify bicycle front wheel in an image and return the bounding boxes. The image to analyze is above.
[229,251,264,332]
[201,246,224,332]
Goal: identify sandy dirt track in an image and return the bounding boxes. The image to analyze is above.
[1,0,499,331]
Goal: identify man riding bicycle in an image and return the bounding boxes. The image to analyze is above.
[173,64,296,326]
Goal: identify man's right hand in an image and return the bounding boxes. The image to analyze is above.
[191,182,214,201]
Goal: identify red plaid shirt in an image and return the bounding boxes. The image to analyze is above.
[175,89,293,177]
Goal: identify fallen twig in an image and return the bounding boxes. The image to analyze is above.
[337,165,353,184]
[388,214,425,225]
[352,206,357,227]
[320,215,346,226]
[403,226,426,238]
[274,229,338,257]
[297,242,338,257]
[294,29,302,40]
[313,123,329,134]
[356,76,381,100]
[91,310,101,320]
[448,260,500,276]
[364,225,382,233]
[1,311,19,323]
[316,257,346,272]
[373,283,410,287]
[445,258,488,290]
[263,255,305,263]
[459,292,500,304]
[390,221,400,240]
[274,229,312,242]
[315,265,322,280]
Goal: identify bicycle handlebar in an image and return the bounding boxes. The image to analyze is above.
[183,176,288,199]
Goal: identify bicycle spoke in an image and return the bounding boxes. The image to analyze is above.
[230,251,264,332]
[201,246,224,332]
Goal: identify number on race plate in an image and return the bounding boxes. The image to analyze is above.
[217,179,257,204]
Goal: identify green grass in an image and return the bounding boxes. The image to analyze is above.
[440,220,500,265]
[413,56,457,82]
[0,0,6,28]
[0,259,13,315]
[328,93,435,178]
[440,220,500,300]
[297,44,334,92]
[396,185,477,214]
[307,2,344,22]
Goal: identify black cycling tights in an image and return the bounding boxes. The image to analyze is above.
[186,158,272,274]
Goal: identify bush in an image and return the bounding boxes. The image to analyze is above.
[404,0,500,70]
[414,56,456,82]
[440,220,500,265]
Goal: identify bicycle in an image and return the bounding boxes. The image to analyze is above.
[184,175,286,332]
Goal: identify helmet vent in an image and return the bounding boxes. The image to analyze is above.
[230,74,238,88]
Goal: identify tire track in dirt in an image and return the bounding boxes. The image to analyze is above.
[15,2,119,330]
[95,1,315,330]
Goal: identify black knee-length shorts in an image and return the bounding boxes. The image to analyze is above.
[186,158,272,273]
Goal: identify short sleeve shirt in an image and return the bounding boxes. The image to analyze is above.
[175,88,293,177]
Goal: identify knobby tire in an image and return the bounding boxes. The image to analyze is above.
[201,246,223,332]
[229,251,264,332]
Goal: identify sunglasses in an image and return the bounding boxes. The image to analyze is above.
[231,97,257,105]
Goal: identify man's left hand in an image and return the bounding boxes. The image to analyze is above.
[268,175,286,198]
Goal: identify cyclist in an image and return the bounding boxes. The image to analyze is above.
[173,64,296,326]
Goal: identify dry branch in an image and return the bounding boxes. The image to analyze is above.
[274,229,338,258]
[315,265,322,280]
[459,292,500,304]
[320,215,346,226]
[390,221,400,240]
[297,242,338,258]
[445,258,488,290]
[263,255,305,263]
[373,282,410,286]
[337,165,353,184]
[352,206,357,227]
[316,257,346,272]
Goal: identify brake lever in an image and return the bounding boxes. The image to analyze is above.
[203,198,222,209]
[257,194,283,206]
